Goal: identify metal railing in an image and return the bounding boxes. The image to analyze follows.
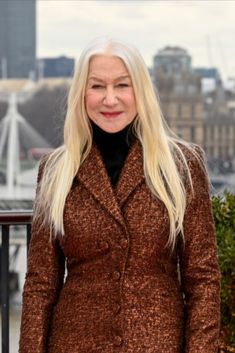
[0,210,33,353]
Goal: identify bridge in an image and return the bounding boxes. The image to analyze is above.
[0,92,52,200]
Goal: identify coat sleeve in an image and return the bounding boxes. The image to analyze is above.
[178,145,221,353]
[18,158,65,353]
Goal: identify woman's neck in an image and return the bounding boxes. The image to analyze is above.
[91,121,135,148]
[90,120,135,186]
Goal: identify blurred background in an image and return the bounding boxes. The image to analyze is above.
[0,0,235,351]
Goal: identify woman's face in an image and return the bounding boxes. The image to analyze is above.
[85,54,137,133]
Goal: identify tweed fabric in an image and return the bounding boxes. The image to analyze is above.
[19,139,221,353]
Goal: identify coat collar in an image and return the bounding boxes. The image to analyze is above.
[77,138,145,228]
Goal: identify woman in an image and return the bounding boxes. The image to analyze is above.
[19,37,220,353]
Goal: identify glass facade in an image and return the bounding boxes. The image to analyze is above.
[0,0,36,78]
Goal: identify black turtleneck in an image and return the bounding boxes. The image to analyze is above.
[91,121,135,186]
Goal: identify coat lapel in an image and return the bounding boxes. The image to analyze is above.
[77,138,145,227]
[115,138,145,207]
[77,143,125,228]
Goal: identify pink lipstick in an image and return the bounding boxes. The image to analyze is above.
[101,112,122,118]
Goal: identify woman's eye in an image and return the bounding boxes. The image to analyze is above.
[117,83,129,88]
[92,84,104,89]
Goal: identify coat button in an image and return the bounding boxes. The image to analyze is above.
[114,304,121,314]
[112,270,121,280]
[113,335,123,346]
[120,239,128,249]
[98,241,109,252]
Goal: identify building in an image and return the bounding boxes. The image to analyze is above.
[38,56,75,78]
[161,95,204,146]
[153,46,204,146]
[153,46,191,77]
[203,85,235,169]
[152,46,235,167]
[193,67,222,94]
[193,68,221,81]
[204,115,235,162]
[0,0,36,79]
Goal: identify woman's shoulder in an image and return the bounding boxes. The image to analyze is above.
[173,140,205,162]
[171,140,206,172]
[171,140,208,186]
[37,146,65,182]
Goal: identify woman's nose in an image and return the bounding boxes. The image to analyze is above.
[103,87,118,106]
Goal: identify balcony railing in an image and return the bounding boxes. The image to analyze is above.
[0,210,33,353]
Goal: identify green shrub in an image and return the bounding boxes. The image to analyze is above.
[212,192,235,349]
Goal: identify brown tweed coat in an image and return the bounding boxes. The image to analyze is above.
[19,139,221,353]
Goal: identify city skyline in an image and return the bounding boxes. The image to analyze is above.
[37,0,235,81]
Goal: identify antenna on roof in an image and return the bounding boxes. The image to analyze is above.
[206,35,214,68]
[1,57,7,79]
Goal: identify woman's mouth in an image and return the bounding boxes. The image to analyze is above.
[101,112,122,118]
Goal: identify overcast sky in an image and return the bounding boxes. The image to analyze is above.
[37,0,235,81]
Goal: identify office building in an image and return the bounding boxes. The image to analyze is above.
[0,0,36,78]
[38,56,75,78]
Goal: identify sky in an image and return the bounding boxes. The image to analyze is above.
[37,0,235,81]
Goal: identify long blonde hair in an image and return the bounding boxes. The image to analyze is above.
[35,37,195,249]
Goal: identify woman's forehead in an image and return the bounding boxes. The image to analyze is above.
[88,54,130,79]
